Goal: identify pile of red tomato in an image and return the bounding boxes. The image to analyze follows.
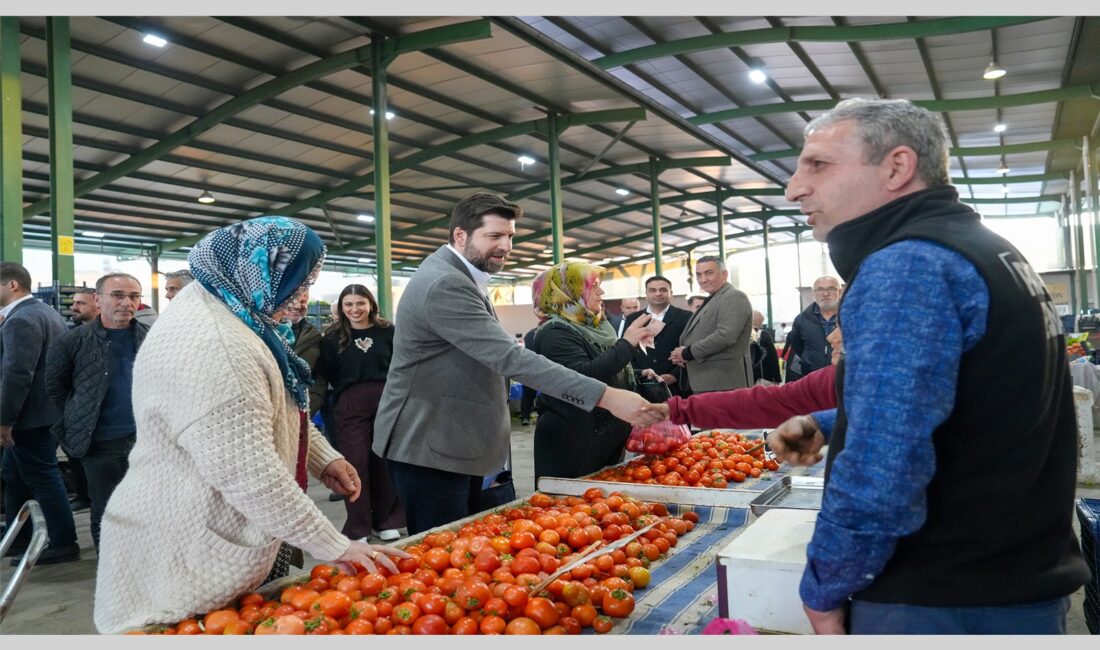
[135,488,699,635]
[590,430,780,488]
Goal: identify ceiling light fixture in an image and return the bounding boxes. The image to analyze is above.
[993,123,1007,133]
[369,109,396,120]
[357,214,375,223]
[748,68,767,84]
[615,188,630,196]
[83,230,106,238]
[142,34,168,48]
[357,257,373,264]
[996,164,1011,175]
[982,60,1007,80]
[517,155,536,169]
[197,190,215,204]
[1001,184,1010,194]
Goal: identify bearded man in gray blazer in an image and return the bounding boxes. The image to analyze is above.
[670,255,754,393]
[373,192,660,534]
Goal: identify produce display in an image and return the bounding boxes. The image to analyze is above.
[132,489,699,635]
[590,430,780,488]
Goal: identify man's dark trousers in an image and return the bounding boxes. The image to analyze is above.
[387,459,485,535]
[82,435,135,551]
[1,427,77,549]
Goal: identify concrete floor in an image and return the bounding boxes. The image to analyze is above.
[1,419,1097,635]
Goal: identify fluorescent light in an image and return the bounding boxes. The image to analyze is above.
[993,123,1007,133]
[982,61,1007,80]
[197,190,215,204]
[83,230,106,238]
[996,165,1010,175]
[615,188,630,196]
[369,109,395,120]
[517,155,536,166]
[1001,185,1010,193]
[748,69,767,84]
[357,258,373,264]
[357,214,375,223]
[142,34,168,48]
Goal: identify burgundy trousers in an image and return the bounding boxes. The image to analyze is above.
[333,381,406,538]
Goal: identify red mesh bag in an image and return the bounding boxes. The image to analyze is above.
[625,421,692,455]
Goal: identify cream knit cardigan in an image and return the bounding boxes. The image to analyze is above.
[94,283,349,634]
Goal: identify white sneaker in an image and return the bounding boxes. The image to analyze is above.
[377,529,402,542]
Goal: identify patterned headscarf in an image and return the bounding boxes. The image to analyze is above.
[533,261,606,328]
[188,216,325,410]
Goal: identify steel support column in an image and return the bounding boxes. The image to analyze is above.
[1072,170,1088,309]
[649,157,663,275]
[762,217,773,328]
[1086,136,1100,307]
[372,40,393,319]
[795,231,805,311]
[715,186,726,262]
[149,252,159,312]
[1,17,23,263]
[47,17,74,284]
[547,113,564,264]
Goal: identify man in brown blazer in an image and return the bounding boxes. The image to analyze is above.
[670,255,754,393]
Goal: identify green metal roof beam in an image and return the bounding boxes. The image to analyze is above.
[23,19,492,221]
[594,17,1047,69]
[953,172,1066,185]
[509,155,732,202]
[751,138,1081,162]
[692,85,1100,125]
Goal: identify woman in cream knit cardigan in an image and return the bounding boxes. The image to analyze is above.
[94,218,405,634]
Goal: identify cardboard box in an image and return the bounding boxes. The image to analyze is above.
[716,508,818,634]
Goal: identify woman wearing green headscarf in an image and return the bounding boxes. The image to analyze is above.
[530,261,655,480]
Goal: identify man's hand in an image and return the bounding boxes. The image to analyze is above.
[669,346,686,367]
[647,403,670,421]
[336,539,411,575]
[0,425,13,448]
[598,387,663,428]
[639,368,661,381]
[804,603,846,635]
[659,373,677,385]
[767,415,826,466]
[321,459,361,503]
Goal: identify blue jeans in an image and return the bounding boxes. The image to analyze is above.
[82,435,135,551]
[849,597,1070,634]
[386,459,486,535]
[1,427,78,549]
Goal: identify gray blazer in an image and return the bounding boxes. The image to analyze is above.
[0,298,68,431]
[373,245,607,476]
[679,282,754,393]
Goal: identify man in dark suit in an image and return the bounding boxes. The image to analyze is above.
[625,275,692,397]
[0,262,80,565]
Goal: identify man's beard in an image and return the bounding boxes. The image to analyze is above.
[464,242,507,273]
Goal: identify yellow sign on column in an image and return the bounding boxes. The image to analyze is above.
[58,236,74,256]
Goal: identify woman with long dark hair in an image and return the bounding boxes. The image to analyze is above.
[315,284,405,541]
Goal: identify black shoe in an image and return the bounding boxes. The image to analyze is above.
[70,498,91,511]
[520,419,530,426]
[327,492,344,502]
[10,542,80,566]
[3,545,29,558]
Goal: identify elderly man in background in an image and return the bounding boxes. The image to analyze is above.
[783,275,841,383]
[670,255,754,394]
[163,269,194,301]
[768,97,1088,634]
[48,273,150,553]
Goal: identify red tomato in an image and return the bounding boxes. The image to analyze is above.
[451,616,479,635]
[411,614,448,635]
[479,615,506,634]
[524,597,561,629]
[506,617,542,634]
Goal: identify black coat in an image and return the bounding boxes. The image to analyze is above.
[624,305,692,396]
[0,298,68,433]
[784,303,836,382]
[46,316,149,457]
[532,320,636,480]
[751,328,782,384]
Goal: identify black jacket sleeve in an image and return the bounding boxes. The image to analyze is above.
[534,322,636,383]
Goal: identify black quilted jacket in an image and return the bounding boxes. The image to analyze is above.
[46,317,149,458]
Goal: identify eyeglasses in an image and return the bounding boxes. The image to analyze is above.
[814,287,840,295]
[99,292,143,302]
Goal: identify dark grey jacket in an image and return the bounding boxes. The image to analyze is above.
[46,316,149,457]
[0,298,68,432]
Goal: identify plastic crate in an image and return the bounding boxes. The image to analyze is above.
[1086,593,1098,635]
[1078,499,1099,575]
